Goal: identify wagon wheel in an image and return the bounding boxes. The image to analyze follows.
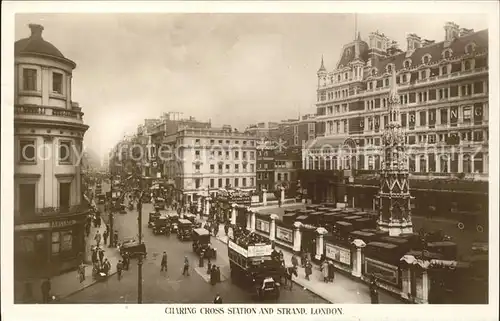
[476,224,484,233]
[457,222,465,230]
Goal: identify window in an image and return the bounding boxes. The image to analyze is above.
[443,50,451,59]
[226,140,230,145]
[195,139,200,145]
[284,173,288,181]
[218,164,223,173]
[225,164,230,173]
[19,184,36,216]
[250,178,254,187]
[195,150,200,159]
[250,151,255,160]
[19,139,36,163]
[440,109,448,124]
[195,164,200,172]
[243,164,247,172]
[422,56,430,64]
[243,141,247,146]
[428,135,436,144]
[441,65,448,75]
[277,173,282,181]
[23,69,37,91]
[234,178,239,187]
[218,151,223,157]
[210,179,215,188]
[218,140,223,144]
[235,164,239,173]
[210,164,214,173]
[463,107,472,122]
[404,60,410,69]
[59,182,71,210]
[210,151,215,158]
[242,178,247,187]
[242,151,247,159]
[384,78,389,87]
[250,164,255,172]
[464,60,471,71]
[51,231,72,255]
[225,178,230,187]
[234,151,239,160]
[420,111,427,126]
[225,151,230,159]
[59,141,71,164]
[210,140,214,145]
[218,178,223,187]
[52,72,63,94]
[195,179,201,189]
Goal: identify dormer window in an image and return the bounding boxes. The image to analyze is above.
[464,60,471,71]
[371,69,377,76]
[337,74,341,82]
[422,54,431,65]
[465,43,476,54]
[442,49,453,59]
[386,64,393,74]
[403,59,411,69]
[344,72,348,80]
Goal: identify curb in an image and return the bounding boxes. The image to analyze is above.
[60,270,119,300]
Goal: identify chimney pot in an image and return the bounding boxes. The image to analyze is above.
[29,24,44,38]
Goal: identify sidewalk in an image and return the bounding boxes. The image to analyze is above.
[15,218,122,303]
[214,224,402,304]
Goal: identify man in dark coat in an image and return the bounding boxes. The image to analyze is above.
[41,278,51,303]
[370,275,379,304]
[98,248,105,265]
[91,247,98,265]
[210,265,217,285]
[161,252,168,272]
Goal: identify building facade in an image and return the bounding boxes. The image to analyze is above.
[14,24,90,278]
[274,147,302,198]
[304,22,488,177]
[162,128,258,203]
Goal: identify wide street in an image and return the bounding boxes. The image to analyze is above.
[63,182,327,304]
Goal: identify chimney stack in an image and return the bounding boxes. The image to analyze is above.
[422,39,436,47]
[459,28,474,37]
[406,33,422,51]
[29,24,44,38]
[444,22,460,41]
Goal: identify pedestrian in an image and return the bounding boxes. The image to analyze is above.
[291,253,299,269]
[113,230,119,247]
[182,256,190,276]
[117,260,123,280]
[210,265,217,285]
[224,223,229,236]
[328,260,335,282]
[85,223,91,237]
[98,248,105,265]
[41,278,51,304]
[370,275,379,304]
[216,266,221,283]
[78,262,86,283]
[161,251,168,272]
[305,260,312,280]
[96,215,102,228]
[321,260,329,283]
[300,252,306,267]
[94,231,102,247]
[103,230,109,246]
[213,293,222,304]
[103,258,111,276]
[91,247,98,265]
[206,258,212,274]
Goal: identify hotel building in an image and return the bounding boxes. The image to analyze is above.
[304,22,488,176]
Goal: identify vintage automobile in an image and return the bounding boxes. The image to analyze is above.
[148,211,161,228]
[97,194,106,205]
[177,219,193,241]
[184,213,197,224]
[153,215,169,235]
[168,213,180,233]
[192,228,217,258]
[256,277,280,301]
[119,239,147,258]
[154,197,166,210]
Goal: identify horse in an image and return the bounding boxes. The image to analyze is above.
[281,266,298,290]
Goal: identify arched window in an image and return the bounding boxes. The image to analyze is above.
[371,69,377,76]
[441,65,448,75]
[422,54,431,65]
[463,153,471,173]
[404,60,411,69]
[442,49,452,59]
[344,72,348,80]
[386,64,392,73]
[464,60,471,71]
[337,74,341,82]
[465,43,476,54]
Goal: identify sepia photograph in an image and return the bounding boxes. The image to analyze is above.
[1,1,499,320]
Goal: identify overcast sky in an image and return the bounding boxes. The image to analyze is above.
[15,13,488,158]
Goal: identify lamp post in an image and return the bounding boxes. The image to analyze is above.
[137,192,144,304]
[109,175,115,247]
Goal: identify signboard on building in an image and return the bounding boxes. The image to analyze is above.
[276,226,293,244]
[364,257,399,285]
[14,222,50,231]
[325,243,351,265]
[255,219,270,233]
[51,219,78,229]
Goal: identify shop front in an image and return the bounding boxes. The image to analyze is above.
[14,212,88,280]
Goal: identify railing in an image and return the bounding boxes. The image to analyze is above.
[15,105,84,121]
[14,204,91,218]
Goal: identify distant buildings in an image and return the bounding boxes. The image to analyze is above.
[14,24,90,278]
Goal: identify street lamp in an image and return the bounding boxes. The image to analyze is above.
[109,175,115,247]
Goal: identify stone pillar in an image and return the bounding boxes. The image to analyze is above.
[401,267,412,300]
[250,210,256,231]
[246,211,252,230]
[351,239,366,278]
[418,270,430,304]
[314,227,328,260]
[280,187,285,204]
[293,222,302,253]
[458,153,464,173]
[205,197,211,216]
[269,214,278,241]
[262,189,267,206]
[470,155,475,173]
[231,203,237,225]
[197,196,202,213]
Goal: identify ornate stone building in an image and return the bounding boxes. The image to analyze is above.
[304,22,488,176]
[14,24,89,278]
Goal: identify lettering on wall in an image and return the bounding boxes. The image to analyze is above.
[255,219,270,233]
[276,226,293,244]
[325,243,351,265]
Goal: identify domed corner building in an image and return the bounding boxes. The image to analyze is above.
[14,24,90,282]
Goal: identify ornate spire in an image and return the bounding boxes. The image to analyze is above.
[317,55,326,73]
